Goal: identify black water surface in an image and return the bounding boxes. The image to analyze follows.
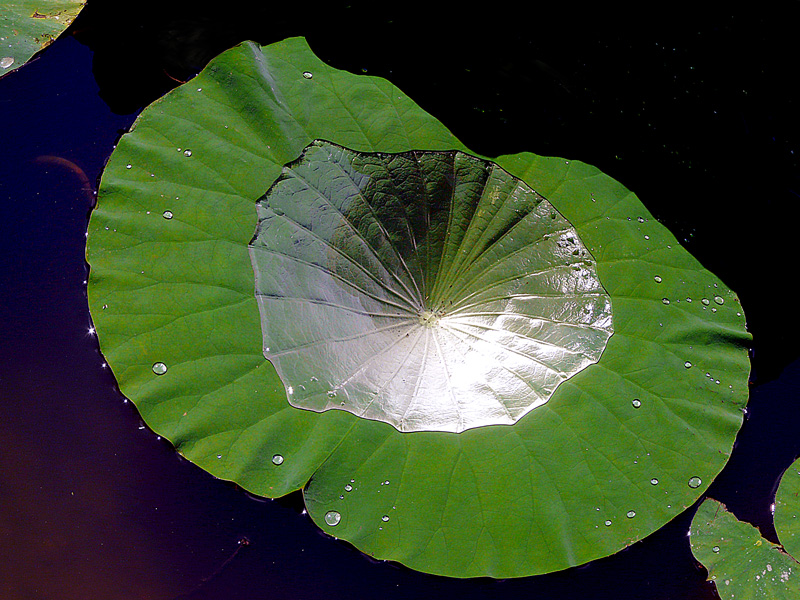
[1,5,798,599]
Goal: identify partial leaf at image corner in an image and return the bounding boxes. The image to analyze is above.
[691,498,800,599]
[0,1,86,77]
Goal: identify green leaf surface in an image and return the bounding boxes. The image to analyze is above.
[86,37,751,577]
[0,1,85,76]
[774,457,800,559]
[251,140,614,433]
[691,498,800,599]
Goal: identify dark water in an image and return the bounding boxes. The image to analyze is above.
[1,5,798,599]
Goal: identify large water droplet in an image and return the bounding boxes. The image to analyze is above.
[684,361,692,369]
[714,296,725,305]
[272,454,284,465]
[662,298,670,305]
[712,546,720,553]
[650,478,659,485]
[162,210,173,220]
[604,520,612,526]
[626,510,636,518]
[381,515,389,522]
[632,398,642,408]
[344,484,353,492]
[654,276,662,283]
[688,476,702,489]
[183,149,192,157]
[302,71,313,79]
[0,57,15,69]
[152,362,167,375]
[126,164,132,169]
[324,511,341,526]
[701,298,710,306]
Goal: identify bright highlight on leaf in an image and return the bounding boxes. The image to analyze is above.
[87,37,751,578]
[250,140,613,433]
[691,498,800,599]
[0,1,85,77]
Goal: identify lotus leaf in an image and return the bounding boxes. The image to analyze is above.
[0,1,85,76]
[775,457,800,560]
[691,498,800,598]
[86,37,751,577]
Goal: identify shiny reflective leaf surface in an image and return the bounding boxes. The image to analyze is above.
[251,141,613,432]
[0,1,85,77]
[691,499,800,599]
[87,37,751,577]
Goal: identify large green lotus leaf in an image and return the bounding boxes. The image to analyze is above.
[691,499,800,598]
[86,37,751,577]
[774,457,800,558]
[0,1,85,76]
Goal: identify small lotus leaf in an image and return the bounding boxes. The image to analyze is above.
[691,498,800,599]
[774,457,800,560]
[0,1,85,77]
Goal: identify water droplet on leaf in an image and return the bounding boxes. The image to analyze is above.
[688,476,702,488]
[152,362,167,375]
[272,454,284,465]
[324,511,341,526]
